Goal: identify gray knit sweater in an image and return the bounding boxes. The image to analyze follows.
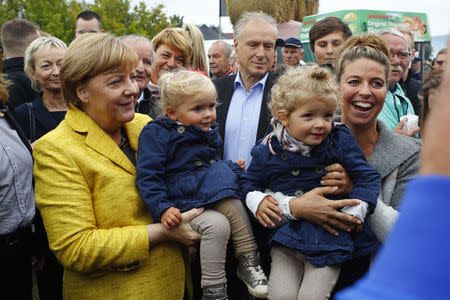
[366,121,421,241]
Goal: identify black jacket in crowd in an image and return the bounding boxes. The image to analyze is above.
[2,57,38,111]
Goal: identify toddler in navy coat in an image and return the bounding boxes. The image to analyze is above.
[240,65,381,299]
[136,70,268,299]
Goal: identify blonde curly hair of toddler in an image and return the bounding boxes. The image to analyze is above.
[269,65,341,119]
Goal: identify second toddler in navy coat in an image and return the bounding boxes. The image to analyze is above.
[241,65,381,299]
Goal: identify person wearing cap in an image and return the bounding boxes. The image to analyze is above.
[282,37,306,66]
[411,56,422,80]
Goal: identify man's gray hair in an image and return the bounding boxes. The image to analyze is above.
[229,49,237,65]
[119,34,154,61]
[379,28,410,52]
[119,34,151,44]
[211,40,233,59]
[234,11,278,40]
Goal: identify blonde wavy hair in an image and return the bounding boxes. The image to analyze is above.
[159,69,216,112]
[181,24,208,74]
[270,65,341,119]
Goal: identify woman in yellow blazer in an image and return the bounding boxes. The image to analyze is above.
[33,33,202,299]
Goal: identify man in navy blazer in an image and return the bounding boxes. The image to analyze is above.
[212,11,279,300]
[213,11,279,165]
[214,72,277,150]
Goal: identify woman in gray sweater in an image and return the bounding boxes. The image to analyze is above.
[333,34,420,242]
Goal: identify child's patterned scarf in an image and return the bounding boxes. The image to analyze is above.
[262,117,312,158]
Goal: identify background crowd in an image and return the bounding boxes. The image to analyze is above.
[0,6,448,300]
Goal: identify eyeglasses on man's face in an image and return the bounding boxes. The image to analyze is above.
[390,50,410,60]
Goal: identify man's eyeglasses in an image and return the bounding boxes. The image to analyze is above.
[391,51,410,60]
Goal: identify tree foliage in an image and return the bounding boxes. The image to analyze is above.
[0,0,183,45]
[169,14,184,28]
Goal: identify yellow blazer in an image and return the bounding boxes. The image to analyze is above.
[34,107,187,299]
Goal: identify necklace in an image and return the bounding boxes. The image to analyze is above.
[43,102,67,109]
[118,127,129,148]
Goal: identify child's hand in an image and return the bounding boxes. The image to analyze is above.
[321,163,354,195]
[256,195,283,228]
[161,207,182,229]
[235,159,246,171]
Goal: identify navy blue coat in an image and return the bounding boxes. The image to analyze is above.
[137,118,242,222]
[241,123,381,267]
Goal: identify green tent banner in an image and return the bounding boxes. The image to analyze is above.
[300,10,430,43]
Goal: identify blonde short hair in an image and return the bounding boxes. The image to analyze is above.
[270,65,341,118]
[151,28,192,67]
[24,36,67,91]
[60,33,138,109]
[159,69,216,112]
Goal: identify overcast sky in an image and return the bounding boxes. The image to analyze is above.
[137,0,450,36]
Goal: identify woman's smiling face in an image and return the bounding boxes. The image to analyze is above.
[31,47,65,92]
[340,57,388,129]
